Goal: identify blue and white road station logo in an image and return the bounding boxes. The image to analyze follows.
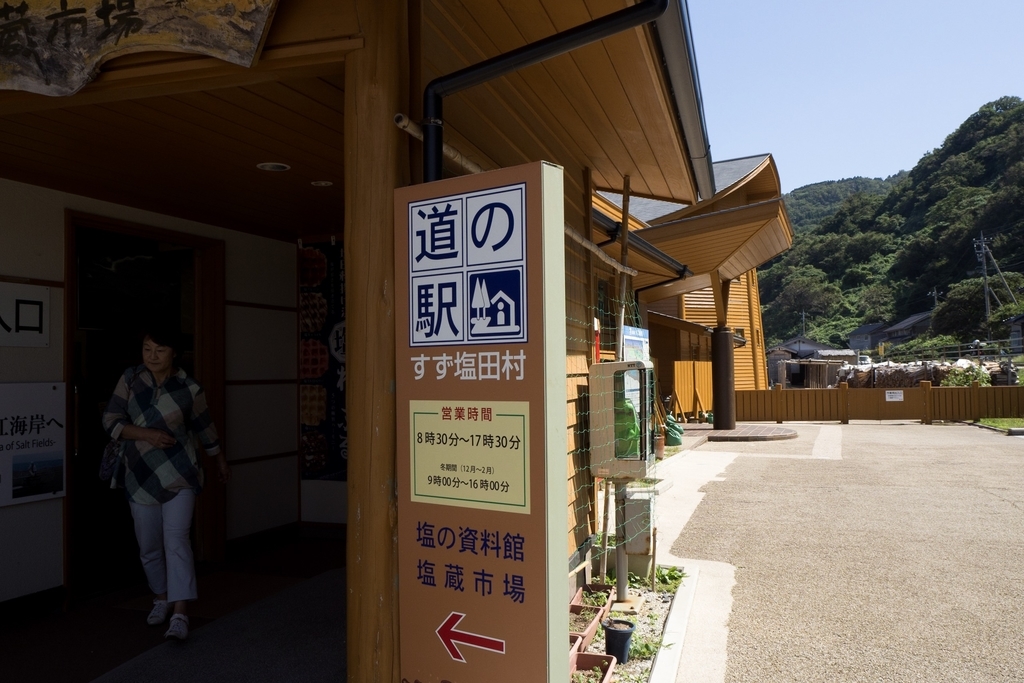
[409,184,527,347]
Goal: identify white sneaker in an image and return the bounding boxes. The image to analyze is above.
[164,614,189,640]
[147,599,169,626]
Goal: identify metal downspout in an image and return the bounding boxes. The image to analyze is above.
[422,0,670,182]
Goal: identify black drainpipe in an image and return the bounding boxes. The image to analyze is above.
[423,0,670,182]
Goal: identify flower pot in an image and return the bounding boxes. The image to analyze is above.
[573,583,613,617]
[569,634,582,673]
[602,618,635,664]
[572,652,617,683]
[568,604,602,651]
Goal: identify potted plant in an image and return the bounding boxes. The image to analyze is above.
[571,653,616,683]
[570,583,614,617]
[569,604,603,651]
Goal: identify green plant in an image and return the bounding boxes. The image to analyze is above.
[655,565,686,592]
[629,632,661,660]
[627,572,648,589]
[571,665,605,683]
[940,364,992,387]
[581,589,610,608]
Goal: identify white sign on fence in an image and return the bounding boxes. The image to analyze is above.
[0,283,50,348]
[0,383,66,507]
[885,390,904,402]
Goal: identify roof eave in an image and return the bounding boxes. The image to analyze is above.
[654,0,715,201]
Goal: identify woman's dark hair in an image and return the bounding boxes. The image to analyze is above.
[140,323,180,353]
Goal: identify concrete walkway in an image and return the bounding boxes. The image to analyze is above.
[655,422,1024,682]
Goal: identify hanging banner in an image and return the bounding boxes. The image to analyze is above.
[298,242,347,482]
[0,382,66,507]
[0,0,279,96]
[395,162,568,683]
[0,282,49,348]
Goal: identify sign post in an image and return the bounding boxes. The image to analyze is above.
[395,162,567,682]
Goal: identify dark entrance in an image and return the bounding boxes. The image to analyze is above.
[67,224,196,600]
[64,212,227,603]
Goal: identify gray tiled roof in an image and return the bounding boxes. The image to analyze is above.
[712,154,769,191]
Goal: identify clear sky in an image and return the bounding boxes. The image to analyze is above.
[688,0,1024,193]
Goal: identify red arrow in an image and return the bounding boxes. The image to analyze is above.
[435,611,506,663]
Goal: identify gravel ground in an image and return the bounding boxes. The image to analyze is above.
[582,588,674,683]
[671,423,1024,682]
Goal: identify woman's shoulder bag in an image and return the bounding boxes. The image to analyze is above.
[99,368,137,482]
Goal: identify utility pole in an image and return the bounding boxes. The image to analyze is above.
[801,309,806,336]
[984,242,1018,305]
[974,231,992,340]
[927,287,940,309]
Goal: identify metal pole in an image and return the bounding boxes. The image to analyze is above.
[598,478,611,583]
[615,481,628,602]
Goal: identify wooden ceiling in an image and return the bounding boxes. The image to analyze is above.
[0,73,346,240]
[422,0,701,232]
[0,0,702,241]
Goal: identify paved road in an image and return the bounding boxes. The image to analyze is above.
[667,423,1024,682]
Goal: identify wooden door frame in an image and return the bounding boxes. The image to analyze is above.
[63,210,228,597]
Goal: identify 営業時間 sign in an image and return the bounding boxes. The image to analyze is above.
[395,162,568,683]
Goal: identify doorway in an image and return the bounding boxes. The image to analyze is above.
[64,213,226,602]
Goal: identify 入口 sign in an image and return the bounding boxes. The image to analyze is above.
[395,162,567,683]
[0,282,49,348]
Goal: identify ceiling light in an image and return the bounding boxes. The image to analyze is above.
[256,162,291,172]
[311,181,333,187]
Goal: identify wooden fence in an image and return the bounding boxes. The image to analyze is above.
[672,361,713,417]
[736,382,1024,424]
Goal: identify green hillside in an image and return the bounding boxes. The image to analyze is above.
[761,96,1024,347]
[784,174,904,234]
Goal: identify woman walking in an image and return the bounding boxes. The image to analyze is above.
[103,325,229,641]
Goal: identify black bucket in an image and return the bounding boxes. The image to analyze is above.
[602,618,635,664]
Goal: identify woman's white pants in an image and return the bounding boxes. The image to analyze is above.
[129,489,198,603]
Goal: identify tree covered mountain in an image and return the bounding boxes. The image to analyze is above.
[784,174,905,234]
[762,96,1024,347]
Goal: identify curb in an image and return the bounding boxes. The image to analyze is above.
[647,564,699,683]
[963,421,1024,436]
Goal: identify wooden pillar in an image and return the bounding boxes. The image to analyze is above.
[971,380,981,422]
[344,1,409,681]
[839,381,849,425]
[920,380,932,425]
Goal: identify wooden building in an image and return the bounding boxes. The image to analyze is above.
[0,1,792,679]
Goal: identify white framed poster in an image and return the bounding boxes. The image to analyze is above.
[0,383,66,507]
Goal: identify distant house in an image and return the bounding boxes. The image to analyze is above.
[1009,313,1024,354]
[767,335,834,360]
[883,311,932,346]
[766,336,837,386]
[848,322,888,351]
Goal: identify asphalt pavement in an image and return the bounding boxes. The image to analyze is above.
[660,422,1024,682]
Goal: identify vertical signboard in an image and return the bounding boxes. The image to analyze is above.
[0,383,66,507]
[298,243,348,482]
[395,162,567,683]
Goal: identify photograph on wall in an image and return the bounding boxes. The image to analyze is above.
[299,242,347,481]
[0,383,66,507]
